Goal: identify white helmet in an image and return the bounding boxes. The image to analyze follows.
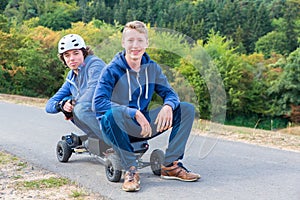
[58,34,86,54]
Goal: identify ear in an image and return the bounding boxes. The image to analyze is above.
[122,39,125,48]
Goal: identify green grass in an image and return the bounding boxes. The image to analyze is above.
[16,161,27,170]
[12,175,23,179]
[70,190,87,198]
[17,177,70,189]
[0,151,18,164]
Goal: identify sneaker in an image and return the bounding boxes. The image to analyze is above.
[122,166,140,192]
[161,161,201,182]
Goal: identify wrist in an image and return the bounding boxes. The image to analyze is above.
[55,102,62,112]
[164,104,172,110]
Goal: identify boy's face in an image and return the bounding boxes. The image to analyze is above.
[122,29,149,62]
[63,49,84,71]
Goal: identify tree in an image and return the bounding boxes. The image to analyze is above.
[268,47,300,118]
[11,25,64,96]
[283,0,300,53]
[0,30,22,93]
[0,14,10,32]
[3,0,20,20]
[255,31,289,57]
[0,0,9,13]
[39,2,80,30]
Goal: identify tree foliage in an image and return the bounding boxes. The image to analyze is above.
[268,48,300,116]
[1,0,299,54]
[0,0,299,129]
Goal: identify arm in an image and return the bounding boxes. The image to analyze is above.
[45,81,72,113]
[77,58,106,103]
[93,67,115,116]
[93,66,138,119]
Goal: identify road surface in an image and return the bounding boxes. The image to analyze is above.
[0,101,299,200]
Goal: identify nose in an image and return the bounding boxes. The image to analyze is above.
[69,54,75,60]
[132,39,139,47]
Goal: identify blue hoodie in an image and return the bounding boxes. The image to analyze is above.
[46,55,106,113]
[93,51,180,119]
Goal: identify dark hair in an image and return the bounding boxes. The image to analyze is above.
[58,46,94,67]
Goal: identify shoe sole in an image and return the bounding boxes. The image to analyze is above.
[122,186,140,192]
[122,180,141,192]
[161,175,199,182]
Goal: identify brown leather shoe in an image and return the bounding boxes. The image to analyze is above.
[161,161,201,182]
[122,166,140,192]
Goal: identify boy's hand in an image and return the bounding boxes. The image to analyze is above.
[155,105,173,132]
[62,100,73,120]
[62,100,73,113]
[135,110,152,138]
[55,99,73,120]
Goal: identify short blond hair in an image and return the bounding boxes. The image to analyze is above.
[122,21,148,39]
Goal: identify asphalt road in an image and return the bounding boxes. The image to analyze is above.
[0,101,299,200]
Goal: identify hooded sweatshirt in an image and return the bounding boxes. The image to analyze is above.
[93,51,180,119]
[46,55,106,113]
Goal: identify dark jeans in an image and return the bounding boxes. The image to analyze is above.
[100,102,195,171]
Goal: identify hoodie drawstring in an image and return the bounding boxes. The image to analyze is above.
[126,67,149,102]
[126,68,132,101]
[145,67,148,99]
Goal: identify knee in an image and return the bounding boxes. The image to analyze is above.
[73,103,91,121]
[179,102,195,115]
[100,110,115,130]
[101,107,126,125]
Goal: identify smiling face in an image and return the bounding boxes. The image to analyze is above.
[122,28,149,63]
[62,49,84,73]
[121,21,149,68]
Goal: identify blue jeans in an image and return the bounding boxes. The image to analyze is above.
[72,102,103,140]
[100,102,195,171]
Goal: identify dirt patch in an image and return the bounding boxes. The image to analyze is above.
[192,120,300,153]
[0,94,48,108]
[0,150,108,200]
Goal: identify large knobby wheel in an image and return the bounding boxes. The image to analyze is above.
[150,149,165,176]
[56,140,72,162]
[105,153,122,182]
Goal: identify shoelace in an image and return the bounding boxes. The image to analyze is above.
[177,162,191,173]
[127,170,136,182]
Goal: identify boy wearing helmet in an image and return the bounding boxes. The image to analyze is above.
[46,34,106,147]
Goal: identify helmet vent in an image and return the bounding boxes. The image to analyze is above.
[58,34,86,53]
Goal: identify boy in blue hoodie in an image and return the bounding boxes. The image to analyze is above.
[93,21,201,192]
[46,34,106,150]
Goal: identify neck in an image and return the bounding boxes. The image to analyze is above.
[73,69,78,75]
[126,56,141,72]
